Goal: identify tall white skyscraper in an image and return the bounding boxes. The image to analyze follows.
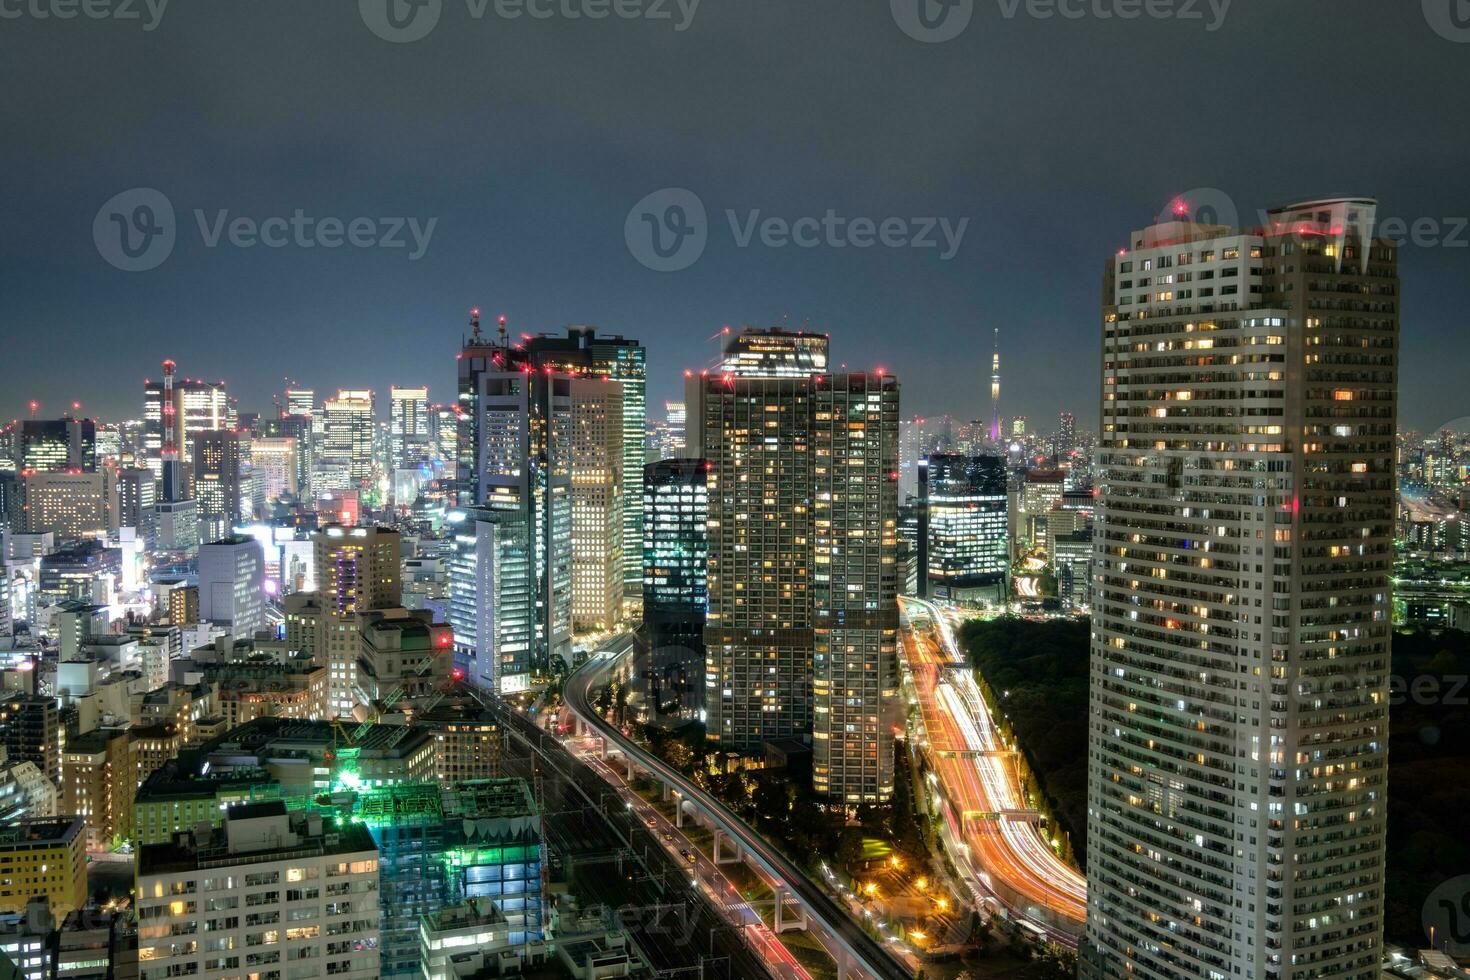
[458,318,574,672]
[446,504,535,694]
[1085,198,1397,980]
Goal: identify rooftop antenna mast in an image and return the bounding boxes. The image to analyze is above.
[468,308,483,345]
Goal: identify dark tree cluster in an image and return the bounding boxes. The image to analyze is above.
[1384,628,1470,945]
[958,616,1091,865]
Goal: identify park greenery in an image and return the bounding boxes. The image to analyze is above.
[957,616,1090,866]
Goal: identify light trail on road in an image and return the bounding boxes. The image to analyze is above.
[899,597,1088,936]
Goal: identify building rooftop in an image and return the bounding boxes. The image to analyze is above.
[439,778,538,823]
[213,717,431,755]
[422,899,507,933]
[138,811,375,877]
[0,817,83,850]
[225,800,286,822]
[63,728,126,755]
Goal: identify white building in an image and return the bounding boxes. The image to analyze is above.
[136,802,381,980]
[198,536,266,640]
[250,436,299,502]
[1085,198,1396,980]
[446,506,535,695]
[154,499,199,553]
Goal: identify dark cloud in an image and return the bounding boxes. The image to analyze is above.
[0,0,1466,431]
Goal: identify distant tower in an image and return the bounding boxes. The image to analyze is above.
[988,329,1001,442]
[160,359,182,503]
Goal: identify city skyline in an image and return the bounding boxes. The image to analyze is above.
[3,5,1469,433]
[3,3,1469,978]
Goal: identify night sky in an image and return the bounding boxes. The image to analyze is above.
[2,0,1467,432]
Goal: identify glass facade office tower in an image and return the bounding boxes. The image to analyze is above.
[447,505,535,694]
[15,419,96,473]
[457,317,573,672]
[191,429,242,540]
[322,390,377,486]
[1085,198,1396,980]
[642,459,707,719]
[519,327,646,594]
[919,453,1008,600]
[390,385,432,472]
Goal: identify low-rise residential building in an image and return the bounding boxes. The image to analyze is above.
[136,802,381,980]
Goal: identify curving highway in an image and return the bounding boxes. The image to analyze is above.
[564,646,915,980]
[899,597,1088,936]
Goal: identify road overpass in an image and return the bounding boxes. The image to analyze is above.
[563,641,915,980]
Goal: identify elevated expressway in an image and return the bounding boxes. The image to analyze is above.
[564,640,915,980]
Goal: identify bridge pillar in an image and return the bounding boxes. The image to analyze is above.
[712,828,742,865]
[772,887,808,934]
[627,756,638,782]
[661,781,673,802]
[674,794,685,829]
